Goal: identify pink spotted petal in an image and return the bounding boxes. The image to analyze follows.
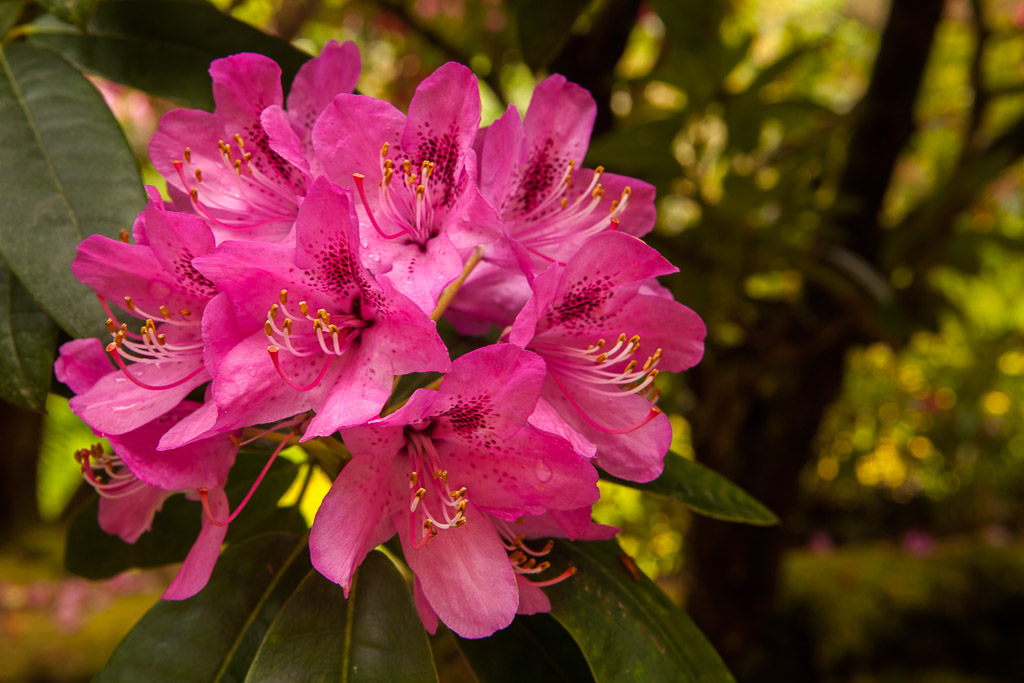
[310,453,400,595]
[398,503,518,639]
[515,575,552,615]
[209,53,283,128]
[286,40,361,138]
[163,487,229,600]
[412,577,440,634]
[97,485,173,544]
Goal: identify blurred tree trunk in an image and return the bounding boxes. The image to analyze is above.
[686,0,945,669]
[0,404,43,542]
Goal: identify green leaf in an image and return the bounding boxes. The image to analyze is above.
[0,1,25,36]
[37,394,103,521]
[0,260,57,411]
[604,452,779,526]
[0,43,144,339]
[548,539,735,683]
[246,552,438,682]
[65,489,202,580]
[97,533,309,683]
[65,453,302,579]
[516,0,590,72]
[456,613,594,683]
[28,0,312,109]
[37,0,97,29]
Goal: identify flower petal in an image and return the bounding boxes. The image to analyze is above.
[162,487,229,600]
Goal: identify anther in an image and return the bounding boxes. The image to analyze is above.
[234,159,242,175]
[124,296,135,311]
[264,321,274,337]
[195,168,202,182]
[180,309,192,321]
[105,319,117,334]
[381,142,389,158]
[279,290,288,306]
[269,303,279,319]
[118,230,130,243]
[184,147,191,163]
[190,188,199,203]
[234,133,245,149]
[299,301,309,316]
[157,334,167,346]
[159,305,171,319]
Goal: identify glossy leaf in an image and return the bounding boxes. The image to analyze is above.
[0,1,25,35]
[37,0,97,29]
[516,0,590,71]
[0,261,57,411]
[246,552,438,682]
[456,613,594,683]
[97,533,309,683]
[604,452,779,526]
[28,0,311,109]
[65,490,202,580]
[547,539,735,683]
[65,454,302,579]
[0,43,144,339]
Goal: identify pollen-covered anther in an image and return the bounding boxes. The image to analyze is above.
[195,168,203,182]
[118,230,130,243]
[381,142,390,158]
[183,147,192,163]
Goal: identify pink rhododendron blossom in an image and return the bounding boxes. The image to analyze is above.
[411,509,618,633]
[313,61,501,312]
[59,338,238,601]
[447,74,656,332]
[150,41,360,241]
[310,345,599,638]
[61,196,218,436]
[508,231,706,482]
[181,177,450,443]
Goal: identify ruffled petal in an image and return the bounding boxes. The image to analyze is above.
[162,487,229,600]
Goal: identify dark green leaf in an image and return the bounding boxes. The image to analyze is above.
[28,0,312,109]
[246,551,437,682]
[0,260,57,410]
[224,452,306,544]
[97,533,308,683]
[65,491,202,580]
[0,43,144,339]
[548,539,735,683]
[603,452,779,526]
[516,0,590,72]
[65,454,301,579]
[37,0,97,29]
[456,613,594,683]
[0,1,25,35]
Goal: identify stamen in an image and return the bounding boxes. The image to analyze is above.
[198,427,298,527]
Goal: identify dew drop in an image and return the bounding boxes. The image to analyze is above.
[148,280,173,299]
[535,459,552,482]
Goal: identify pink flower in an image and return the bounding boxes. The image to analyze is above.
[446,74,657,332]
[313,62,501,312]
[411,509,619,633]
[310,344,599,638]
[60,337,237,601]
[58,194,218,437]
[150,41,361,242]
[508,232,706,482]
[176,177,450,444]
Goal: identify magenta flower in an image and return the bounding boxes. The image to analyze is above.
[411,509,619,632]
[508,232,706,482]
[177,177,450,444]
[310,344,599,638]
[59,195,218,437]
[447,74,657,332]
[58,337,237,601]
[313,62,501,312]
[150,41,360,241]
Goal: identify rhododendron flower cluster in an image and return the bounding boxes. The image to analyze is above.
[56,41,706,638]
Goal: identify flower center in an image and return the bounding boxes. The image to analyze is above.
[405,429,468,550]
[509,159,631,265]
[171,134,302,231]
[531,333,663,434]
[353,142,444,246]
[99,295,206,391]
[264,289,369,391]
[75,444,148,499]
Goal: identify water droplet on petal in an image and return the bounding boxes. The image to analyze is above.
[535,459,552,483]
[148,280,172,299]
